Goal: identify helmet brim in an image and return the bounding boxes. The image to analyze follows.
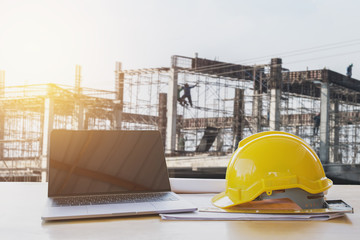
[212,191,237,208]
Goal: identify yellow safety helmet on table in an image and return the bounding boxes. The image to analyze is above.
[212,131,332,208]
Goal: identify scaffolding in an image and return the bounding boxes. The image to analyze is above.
[0,83,118,181]
[1,55,360,182]
[118,55,360,164]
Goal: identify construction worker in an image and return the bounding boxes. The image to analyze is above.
[347,63,353,78]
[179,83,198,107]
[177,85,187,106]
[313,113,320,135]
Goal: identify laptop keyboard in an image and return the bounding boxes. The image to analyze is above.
[51,192,179,207]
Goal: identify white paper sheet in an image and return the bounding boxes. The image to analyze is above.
[167,180,350,221]
[160,211,345,221]
[162,193,347,221]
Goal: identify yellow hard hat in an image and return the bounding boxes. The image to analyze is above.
[212,131,332,208]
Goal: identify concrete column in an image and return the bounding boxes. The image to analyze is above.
[252,67,262,132]
[269,89,281,131]
[113,106,122,130]
[177,131,184,152]
[114,62,124,130]
[75,103,85,130]
[233,88,245,149]
[84,112,89,130]
[75,65,82,95]
[42,85,55,182]
[330,100,340,163]
[319,71,330,164]
[0,70,5,159]
[215,129,224,152]
[294,126,300,136]
[269,58,282,131]
[158,93,167,147]
[165,57,178,154]
[0,70,4,96]
[354,127,358,166]
[74,65,85,130]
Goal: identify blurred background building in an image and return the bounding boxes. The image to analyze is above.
[1,55,359,182]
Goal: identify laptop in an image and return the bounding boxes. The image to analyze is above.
[42,130,197,221]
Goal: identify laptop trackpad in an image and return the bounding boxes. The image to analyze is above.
[87,203,156,215]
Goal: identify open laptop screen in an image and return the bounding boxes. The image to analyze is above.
[48,130,171,197]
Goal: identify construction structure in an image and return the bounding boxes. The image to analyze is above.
[1,56,360,182]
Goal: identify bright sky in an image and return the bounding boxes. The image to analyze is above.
[1,0,360,90]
